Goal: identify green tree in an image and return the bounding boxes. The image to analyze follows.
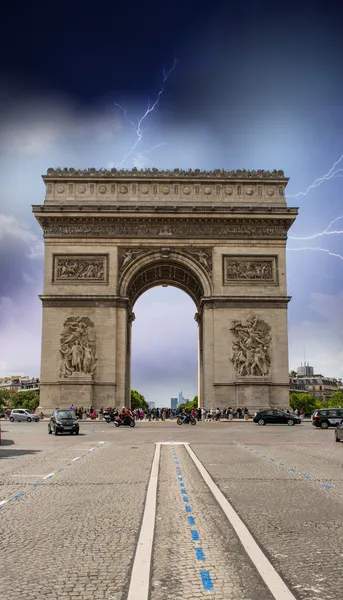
[289,370,297,378]
[327,391,343,407]
[0,388,14,411]
[289,392,316,414]
[130,389,149,411]
[10,391,40,411]
[178,396,198,412]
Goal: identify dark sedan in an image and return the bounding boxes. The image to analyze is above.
[48,410,79,436]
[254,409,301,426]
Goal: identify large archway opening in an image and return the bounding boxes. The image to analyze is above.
[119,253,210,408]
[131,286,198,409]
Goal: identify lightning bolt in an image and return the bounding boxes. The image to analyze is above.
[114,59,177,168]
[289,215,343,240]
[286,153,343,198]
[288,247,343,260]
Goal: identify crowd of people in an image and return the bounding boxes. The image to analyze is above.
[57,405,255,421]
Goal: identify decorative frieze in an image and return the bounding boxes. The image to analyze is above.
[40,217,291,239]
[223,255,278,285]
[52,255,108,283]
[44,181,286,202]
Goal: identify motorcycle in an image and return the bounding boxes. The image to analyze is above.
[177,414,196,426]
[104,412,118,423]
[114,415,136,428]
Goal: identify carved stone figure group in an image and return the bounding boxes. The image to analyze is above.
[56,258,105,281]
[59,316,97,378]
[230,316,271,377]
[226,260,273,281]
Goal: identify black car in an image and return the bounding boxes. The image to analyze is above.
[312,408,343,429]
[48,410,79,436]
[253,409,301,426]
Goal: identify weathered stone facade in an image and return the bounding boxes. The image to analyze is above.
[34,168,297,412]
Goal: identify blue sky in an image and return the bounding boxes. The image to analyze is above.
[0,0,343,406]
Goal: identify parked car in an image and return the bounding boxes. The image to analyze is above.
[335,421,343,442]
[48,410,79,436]
[253,409,301,426]
[10,409,40,422]
[312,409,343,429]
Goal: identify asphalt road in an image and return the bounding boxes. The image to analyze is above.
[1,418,343,600]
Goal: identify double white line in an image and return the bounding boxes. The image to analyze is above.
[127,442,296,600]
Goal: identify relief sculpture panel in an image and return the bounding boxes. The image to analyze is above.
[230,316,271,377]
[223,255,277,284]
[53,255,108,283]
[59,316,97,378]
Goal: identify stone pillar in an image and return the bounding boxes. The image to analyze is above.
[201,304,215,410]
[115,305,129,408]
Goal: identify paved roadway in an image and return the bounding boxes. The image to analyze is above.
[1,418,343,600]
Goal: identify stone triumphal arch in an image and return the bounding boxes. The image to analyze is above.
[33,168,297,413]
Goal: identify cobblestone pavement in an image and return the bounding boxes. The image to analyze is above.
[151,444,273,600]
[2,420,343,599]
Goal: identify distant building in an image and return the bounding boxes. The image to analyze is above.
[297,362,314,377]
[148,402,155,409]
[290,369,339,402]
[177,391,189,405]
[170,397,178,410]
[0,376,40,395]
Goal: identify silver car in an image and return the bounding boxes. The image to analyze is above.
[335,420,343,443]
[10,409,39,422]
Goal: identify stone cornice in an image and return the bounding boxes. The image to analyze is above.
[33,204,298,216]
[44,167,288,180]
[200,296,292,311]
[35,215,295,239]
[40,295,130,308]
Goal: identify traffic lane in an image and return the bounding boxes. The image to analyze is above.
[0,422,108,500]
[235,423,343,494]
[1,441,155,600]
[151,444,274,600]
[193,443,343,600]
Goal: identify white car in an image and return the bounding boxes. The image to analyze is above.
[10,409,39,422]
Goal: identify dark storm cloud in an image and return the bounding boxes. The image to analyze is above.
[0,215,43,300]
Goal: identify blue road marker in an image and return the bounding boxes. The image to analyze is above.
[188,516,195,525]
[180,483,185,487]
[13,492,24,499]
[279,463,285,467]
[200,570,214,591]
[185,505,192,513]
[322,484,332,489]
[183,496,189,502]
[191,530,200,541]
[304,475,311,479]
[195,548,205,561]
[181,489,187,495]
[290,468,296,473]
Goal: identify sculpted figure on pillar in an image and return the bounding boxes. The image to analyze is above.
[230,315,271,376]
[59,316,97,378]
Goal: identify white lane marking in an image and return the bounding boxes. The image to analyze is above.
[43,472,55,479]
[158,441,188,445]
[72,457,80,461]
[0,500,9,506]
[184,443,297,600]
[127,442,161,600]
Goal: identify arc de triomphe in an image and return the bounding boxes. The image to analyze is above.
[33,168,297,413]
